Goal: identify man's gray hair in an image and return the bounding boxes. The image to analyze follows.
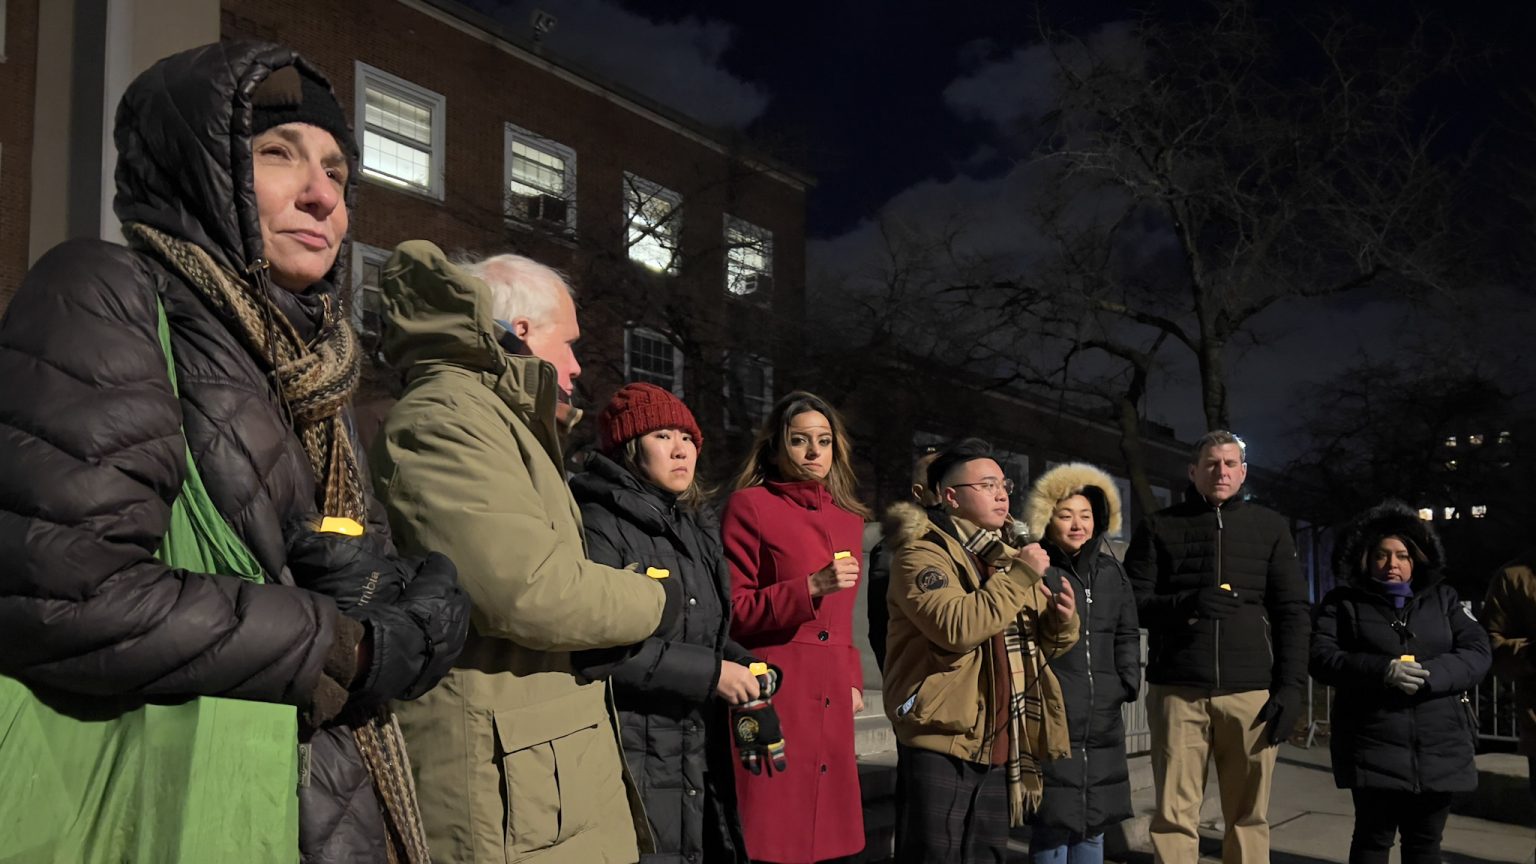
[456,253,574,328]
[1190,430,1246,464]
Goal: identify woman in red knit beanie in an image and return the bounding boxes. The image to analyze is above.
[569,381,760,863]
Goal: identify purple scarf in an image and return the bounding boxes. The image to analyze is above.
[1373,576,1413,609]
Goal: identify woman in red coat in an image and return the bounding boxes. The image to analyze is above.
[723,390,872,863]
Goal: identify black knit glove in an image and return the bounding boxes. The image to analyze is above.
[733,665,788,775]
[349,552,471,706]
[1191,585,1242,620]
[1258,687,1303,746]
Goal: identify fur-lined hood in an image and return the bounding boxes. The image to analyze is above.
[883,500,941,550]
[1023,462,1122,541]
[1331,499,1446,584]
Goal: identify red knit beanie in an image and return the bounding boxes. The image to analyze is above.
[598,382,703,456]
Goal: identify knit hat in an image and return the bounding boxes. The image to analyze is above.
[598,382,703,456]
[250,65,357,159]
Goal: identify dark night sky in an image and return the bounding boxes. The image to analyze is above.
[459,0,1535,460]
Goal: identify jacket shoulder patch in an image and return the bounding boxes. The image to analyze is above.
[917,568,948,592]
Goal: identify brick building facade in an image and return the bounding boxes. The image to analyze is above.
[0,0,39,310]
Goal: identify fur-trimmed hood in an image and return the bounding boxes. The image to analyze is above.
[1331,499,1446,584]
[883,500,940,549]
[1023,462,1122,542]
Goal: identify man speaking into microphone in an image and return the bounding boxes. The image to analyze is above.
[881,437,1080,863]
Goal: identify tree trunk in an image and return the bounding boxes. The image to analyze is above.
[1116,394,1160,520]
[1198,338,1230,431]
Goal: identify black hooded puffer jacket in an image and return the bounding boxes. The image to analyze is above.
[571,453,754,864]
[0,41,391,863]
[1026,463,1141,837]
[1310,501,1491,792]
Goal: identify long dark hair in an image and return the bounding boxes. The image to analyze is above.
[731,390,870,519]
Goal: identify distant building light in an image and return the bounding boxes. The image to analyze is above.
[1443,506,1456,520]
[1445,459,1458,471]
[1498,430,1513,445]
[1469,433,1485,446]
[1417,508,1434,521]
[1445,435,1458,448]
[1471,505,1488,519]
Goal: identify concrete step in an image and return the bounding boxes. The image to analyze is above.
[855,690,895,756]
[1452,752,1535,826]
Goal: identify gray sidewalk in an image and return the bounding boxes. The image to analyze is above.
[1076,744,1536,864]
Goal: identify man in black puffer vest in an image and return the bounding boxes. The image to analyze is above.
[1125,431,1310,864]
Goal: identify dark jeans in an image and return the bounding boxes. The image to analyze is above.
[1348,789,1452,864]
[895,744,1010,864]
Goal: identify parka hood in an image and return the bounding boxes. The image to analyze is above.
[1332,499,1447,585]
[1023,462,1123,542]
[113,41,356,283]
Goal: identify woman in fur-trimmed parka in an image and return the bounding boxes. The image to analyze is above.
[1310,500,1490,864]
[1023,463,1140,864]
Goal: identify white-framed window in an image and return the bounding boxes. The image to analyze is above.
[724,215,773,299]
[504,124,575,232]
[351,243,390,355]
[355,62,446,199]
[624,326,683,396]
[723,353,775,430]
[624,173,682,274]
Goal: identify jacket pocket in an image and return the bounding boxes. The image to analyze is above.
[492,691,623,858]
[899,656,977,734]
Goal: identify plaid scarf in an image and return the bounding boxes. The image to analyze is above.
[124,223,431,864]
[958,517,1070,826]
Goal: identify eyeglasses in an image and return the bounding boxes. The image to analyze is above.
[950,478,1015,496]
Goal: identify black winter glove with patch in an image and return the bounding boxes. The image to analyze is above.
[733,665,788,775]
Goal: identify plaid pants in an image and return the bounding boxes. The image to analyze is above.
[895,744,1010,864]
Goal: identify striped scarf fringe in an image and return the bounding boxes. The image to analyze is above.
[124,223,431,864]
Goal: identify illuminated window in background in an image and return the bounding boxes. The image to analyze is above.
[355,63,445,199]
[725,216,773,299]
[1443,506,1456,520]
[1417,508,1434,521]
[351,243,389,357]
[624,326,683,396]
[1468,433,1485,446]
[505,124,576,231]
[1499,430,1514,445]
[1444,435,1458,448]
[624,174,682,274]
[1471,505,1488,519]
[1445,459,1458,471]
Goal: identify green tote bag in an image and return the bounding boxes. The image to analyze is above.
[0,299,301,863]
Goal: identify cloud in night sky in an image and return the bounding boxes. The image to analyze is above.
[464,0,770,128]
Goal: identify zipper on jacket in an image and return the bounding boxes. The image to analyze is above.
[1214,505,1224,690]
[1080,566,1094,834]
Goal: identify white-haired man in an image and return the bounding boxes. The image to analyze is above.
[370,241,681,863]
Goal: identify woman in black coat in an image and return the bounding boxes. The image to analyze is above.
[1023,463,1141,864]
[1310,500,1490,864]
[571,382,759,864]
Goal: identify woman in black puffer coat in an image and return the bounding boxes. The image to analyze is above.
[1024,463,1141,864]
[0,41,467,864]
[572,383,758,864]
[1310,500,1490,864]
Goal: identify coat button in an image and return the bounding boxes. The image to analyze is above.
[817,630,829,641]
[686,787,698,797]
[688,597,697,606]
[820,764,828,774]
[824,697,831,707]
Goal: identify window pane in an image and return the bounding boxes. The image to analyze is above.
[363,134,431,187]
[626,179,679,273]
[510,141,565,196]
[365,87,433,146]
[630,332,676,389]
[726,220,772,296]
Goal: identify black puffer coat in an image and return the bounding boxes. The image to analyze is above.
[1126,487,1309,693]
[1310,501,1491,792]
[1026,463,1140,836]
[571,454,753,864]
[0,42,391,863]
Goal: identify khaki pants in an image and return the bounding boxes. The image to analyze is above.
[1148,685,1277,864]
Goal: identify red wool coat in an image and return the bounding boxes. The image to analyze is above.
[723,480,866,863]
